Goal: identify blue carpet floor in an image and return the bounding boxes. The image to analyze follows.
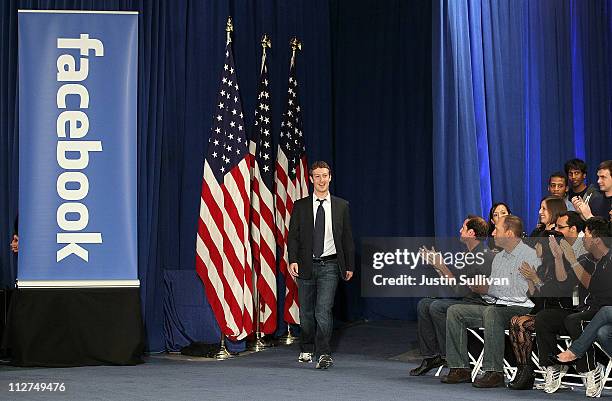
[0,321,603,400]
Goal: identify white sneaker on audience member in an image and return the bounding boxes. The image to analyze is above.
[544,365,568,393]
[585,364,605,398]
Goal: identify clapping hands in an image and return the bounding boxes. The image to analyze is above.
[519,261,538,282]
[571,196,593,220]
[549,235,563,259]
[418,246,443,270]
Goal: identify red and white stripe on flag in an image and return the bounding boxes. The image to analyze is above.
[196,41,253,341]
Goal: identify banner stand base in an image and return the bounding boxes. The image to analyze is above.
[3,288,144,367]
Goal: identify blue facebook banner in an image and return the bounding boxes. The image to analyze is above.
[18,10,138,288]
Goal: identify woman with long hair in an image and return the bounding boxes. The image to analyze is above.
[488,202,511,249]
[530,196,567,236]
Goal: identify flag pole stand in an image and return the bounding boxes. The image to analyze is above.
[215,334,232,360]
[249,331,267,352]
[279,324,297,345]
[248,294,267,352]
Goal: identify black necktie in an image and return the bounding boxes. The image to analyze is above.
[313,199,325,258]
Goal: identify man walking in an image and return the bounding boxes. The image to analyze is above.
[288,161,354,369]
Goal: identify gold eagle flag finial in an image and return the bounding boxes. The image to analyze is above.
[290,37,302,66]
[261,34,271,50]
[226,17,233,45]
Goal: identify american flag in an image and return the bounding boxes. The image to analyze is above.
[196,38,253,341]
[275,45,309,324]
[249,41,277,335]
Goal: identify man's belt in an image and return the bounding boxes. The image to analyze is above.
[313,254,337,262]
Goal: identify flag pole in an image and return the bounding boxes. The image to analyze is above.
[248,34,272,353]
[279,324,297,345]
[248,305,266,351]
[215,334,232,360]
[278,37,302,347]
[213,16,234,361]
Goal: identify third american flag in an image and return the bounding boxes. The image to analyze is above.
[249,36,277,334]
[275,39,309,324]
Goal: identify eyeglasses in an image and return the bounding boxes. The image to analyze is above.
[556,225,570,229]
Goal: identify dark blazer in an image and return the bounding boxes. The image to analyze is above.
[288,194,355,280]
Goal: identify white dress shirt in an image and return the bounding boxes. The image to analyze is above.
[312,193,336,257]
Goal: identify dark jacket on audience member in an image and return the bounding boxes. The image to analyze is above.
[527,231,576,314]
[580,250,612,310]
[529,255,576,314]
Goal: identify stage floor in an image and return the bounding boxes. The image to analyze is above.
[0,321,595,400]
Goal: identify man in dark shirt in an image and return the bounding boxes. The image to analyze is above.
[573,160,612,222]
[535,217,612,396]
[565,158,600,202]
[410,215,494,376]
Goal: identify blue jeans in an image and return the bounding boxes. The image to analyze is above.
[416,298,467,357]
[569,306,612,357]
[297,260,340,355]
[446,303,531,372]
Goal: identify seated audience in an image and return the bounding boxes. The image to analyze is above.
[441,216,537,388]
[534,217,612,397]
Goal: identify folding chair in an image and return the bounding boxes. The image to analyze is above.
[467,328,516,381]
[431,328,486,379]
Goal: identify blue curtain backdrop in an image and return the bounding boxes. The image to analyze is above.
[330,0,433,320]
[433,0,612,237]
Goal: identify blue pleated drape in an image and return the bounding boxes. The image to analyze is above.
[330,0,433,320]
[433,0,612,236]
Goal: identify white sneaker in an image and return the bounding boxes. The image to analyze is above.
[315,354,333,369]
[542,366,554,391]
[298,352,313,363]
[544,365,569,393]
[585,365,605,398]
